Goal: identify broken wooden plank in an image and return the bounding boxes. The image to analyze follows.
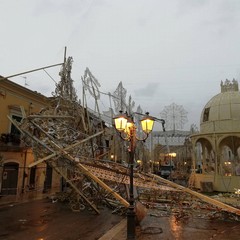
[28,130,104,167]
[152,174,240,216]
[51,161,100,214]
[27,115,75,119]
[20,121,129,207]
[52,143,130,208]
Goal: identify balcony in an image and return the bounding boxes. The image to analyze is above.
[0,133,25,152]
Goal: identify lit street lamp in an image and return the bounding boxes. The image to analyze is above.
[168,152,176,180]
[114,111,154,240]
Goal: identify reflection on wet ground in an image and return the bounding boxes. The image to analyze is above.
[0,198,124,240]
[136,209,240,240]
[1,198,240,240]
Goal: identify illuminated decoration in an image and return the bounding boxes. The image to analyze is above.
[124,118,134,136]
[160,102,188,130]
[168,152,176,158]
[234,188,240,196]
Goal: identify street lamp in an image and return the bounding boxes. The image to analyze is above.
[114,111,154,240]
[168,152,176,180]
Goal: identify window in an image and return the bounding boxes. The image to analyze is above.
[9,115,22,144]
[203,107,210,122]
[10,115,22,136]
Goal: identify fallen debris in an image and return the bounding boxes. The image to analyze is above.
[9,56,240,224]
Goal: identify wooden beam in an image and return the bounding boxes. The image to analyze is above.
[0,63,63,81]
[152,174,240,216]
[28,130,104,167]
[27,115,75,119]
[51,161,100,214]
[52,143,130,208]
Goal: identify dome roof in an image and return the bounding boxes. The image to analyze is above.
[200,79,240,133]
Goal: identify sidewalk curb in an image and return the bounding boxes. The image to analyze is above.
[0,192,51,207]
[98,218,126,240]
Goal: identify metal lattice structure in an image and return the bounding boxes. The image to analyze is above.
[112,81,127,113]
[82,67,101,100]
[54,56,78,102]
[12,103,179,213]
[160,103,188,131]
[7,58,240,219]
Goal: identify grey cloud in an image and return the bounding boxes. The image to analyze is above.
[134,82,159,97]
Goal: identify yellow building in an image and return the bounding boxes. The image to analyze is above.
[190,79,240,192]
[0,77,60,198]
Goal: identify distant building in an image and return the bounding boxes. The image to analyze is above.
[149,129,192,176]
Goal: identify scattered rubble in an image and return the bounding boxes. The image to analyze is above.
[8,57,240,224]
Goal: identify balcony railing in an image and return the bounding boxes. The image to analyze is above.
[0,133,25,151]
[0,133,21,144]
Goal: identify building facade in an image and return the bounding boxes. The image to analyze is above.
[0,77,60,198]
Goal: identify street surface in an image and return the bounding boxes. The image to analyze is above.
[1,198,240,239]
[0,198,123,240]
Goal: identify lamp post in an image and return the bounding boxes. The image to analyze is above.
[114,111,154,240]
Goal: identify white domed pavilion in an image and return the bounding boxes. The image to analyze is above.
[190,79,240,192]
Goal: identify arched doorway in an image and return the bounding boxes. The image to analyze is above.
[1,162,19,195]
[219,136,240,176]
[194,138,215,174]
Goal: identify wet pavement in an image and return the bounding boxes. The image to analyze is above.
[100,211,240,240]
[1,196,240,239]
[0,198,123,240]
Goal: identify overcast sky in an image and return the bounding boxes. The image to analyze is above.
[1,0,240,130]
